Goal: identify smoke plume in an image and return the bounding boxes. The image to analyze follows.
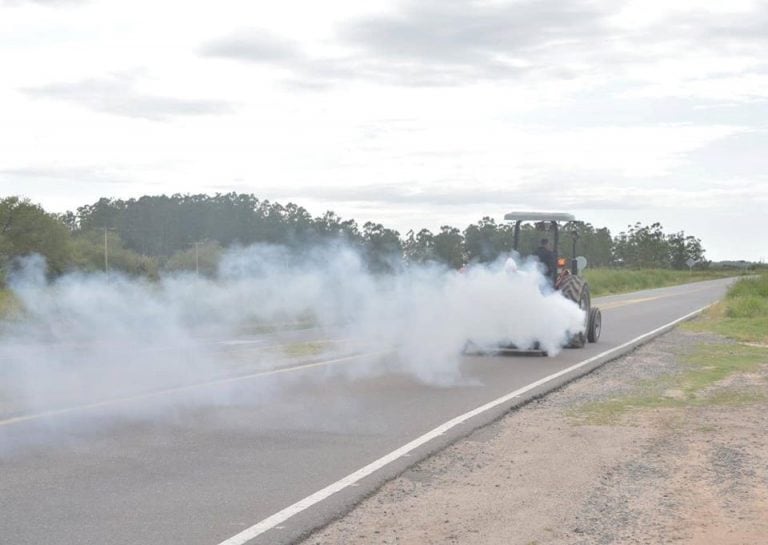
[0,244,584,446]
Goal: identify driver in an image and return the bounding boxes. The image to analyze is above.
[534,238,557,281]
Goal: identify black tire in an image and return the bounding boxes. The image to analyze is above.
[558,275,588,306]
[587,307,602,343]
[560,276,589,349]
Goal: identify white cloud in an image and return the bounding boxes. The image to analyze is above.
[1,0,767,260]
[23,74,236,120]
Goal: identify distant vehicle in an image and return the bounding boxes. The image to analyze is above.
[504,211,601,348]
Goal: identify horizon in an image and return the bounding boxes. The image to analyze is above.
[12,190,761,264]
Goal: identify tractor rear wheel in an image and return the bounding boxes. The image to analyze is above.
[559,275,589,348]
[558,274,588,305]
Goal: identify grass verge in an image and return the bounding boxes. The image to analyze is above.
[0,289,20,318]
[683,273,768,344]
[280,340,334,359]
[571,342,768,425]
[585,268,740,297]
[573,274,768,425]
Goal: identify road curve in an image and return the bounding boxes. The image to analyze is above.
[0,278,733,545]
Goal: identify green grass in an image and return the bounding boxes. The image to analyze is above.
[685,309,768,344]
[726,274,768,299]
[571,342,768,425]
[279,340,332,359]
[684,273,768,343]
[0,290,20,318]
[584,268,739,297]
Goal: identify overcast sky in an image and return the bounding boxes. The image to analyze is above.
[1,0,766,261]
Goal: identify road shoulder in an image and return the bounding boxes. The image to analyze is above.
[300,327,768,545]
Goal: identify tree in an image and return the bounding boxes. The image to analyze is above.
[9,191,712,277]
[403,229,435,264]
[433,226,465,268]
[57,211,79,232]
[562,222,613,267]
[313,211,360,243]
[613,222,671,268]
[667,231,706,270]
[70,230,158,277]
[362,222,402,272]
[77,197,121,232]
[163,240,223,276]
[0,197,71,275]
[464,217,514,263]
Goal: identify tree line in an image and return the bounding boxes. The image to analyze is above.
[1,193,708,278]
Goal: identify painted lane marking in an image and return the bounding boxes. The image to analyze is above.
[215,305,712,545]
[598,295,664,310]
[0,351,389,428]
[0,284,715,430]
[217,340,269,346]
[594,284,715,309]
[218,338,354,353]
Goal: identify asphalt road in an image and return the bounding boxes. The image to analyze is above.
[0,278,733,545]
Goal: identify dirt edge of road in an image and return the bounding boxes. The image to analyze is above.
[300,327,768,545]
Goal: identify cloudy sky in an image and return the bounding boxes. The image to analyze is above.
[1,0,766,261]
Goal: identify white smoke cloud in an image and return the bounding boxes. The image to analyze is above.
[0,244,584,448]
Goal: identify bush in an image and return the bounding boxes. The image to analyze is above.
[724,274,768,319]
[726,274,768,300]
[584,268,735,297]
[163,241,223,276]
[726,295,768,318]
[70,230,159,277]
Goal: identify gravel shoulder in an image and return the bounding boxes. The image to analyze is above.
[300,327,768,545]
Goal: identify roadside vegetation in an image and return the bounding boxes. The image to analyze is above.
[1,193,720,281]
[279,340,337,359]
[572,342,767,424]
[0,194,760,320]
[574,274,768,424]
[0,289,19,317]
[585,268,740,297]
[685,273,768,344]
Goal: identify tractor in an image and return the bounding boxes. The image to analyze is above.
[504,211,602,348]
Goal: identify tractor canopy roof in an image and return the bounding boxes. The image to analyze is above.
[503,211,576,223]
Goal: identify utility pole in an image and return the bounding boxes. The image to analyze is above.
[194,241,201,275]
[104,226,116,275]
[104,227,109,273]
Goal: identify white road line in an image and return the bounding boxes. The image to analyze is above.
[216,304,712,545]
[0,351,388,428]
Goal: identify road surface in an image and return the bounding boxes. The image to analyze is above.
[0,278,733,545]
